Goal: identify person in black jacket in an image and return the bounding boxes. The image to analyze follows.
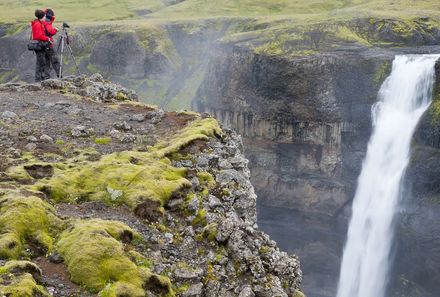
[43,8,60,79]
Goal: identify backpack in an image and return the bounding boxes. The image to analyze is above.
[27,20,50,51]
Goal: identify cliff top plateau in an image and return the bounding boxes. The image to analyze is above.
[0,75,303,297]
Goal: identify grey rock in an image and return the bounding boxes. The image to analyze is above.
[191,176,200,187]
[7,148,21,158]
[164,233,173,244]
[22,84,42,92]
[208,195,222,209]
[120,133,136,143]
[113,121,132,131]
[41,79,65,89]
[131,114,146,122]
[216,218,235,242]
[219,159,233,169]
[229,156,248,169]
[66,107,82,115]
[196,156,209,167]
[183,283,204,297]
[24,143,37,151]
[89,73,105,82]
[71,125,93,137]
[40,134,53,143]
[1,111,17,119]
[174,267,203,281]
[180,160,193,167]
[109,129,121,139]
[239,286,255,297]
[216,169,248,186]
[188,197,199,215]
[48,252,64,264]
[26,135,38,142]
[146,109,165,124]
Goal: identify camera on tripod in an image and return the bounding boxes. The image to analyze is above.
[57,21,80,78]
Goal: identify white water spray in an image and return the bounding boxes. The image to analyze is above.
[336,55,440,297]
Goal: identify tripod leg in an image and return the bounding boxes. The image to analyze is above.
[59,39,64,79]
[66,44,81,76]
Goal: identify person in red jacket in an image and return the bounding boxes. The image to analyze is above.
[43,8,60,79]
[31,9,50,82]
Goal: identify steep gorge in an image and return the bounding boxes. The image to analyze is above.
[2,16,440,297]
[193,27,440,296]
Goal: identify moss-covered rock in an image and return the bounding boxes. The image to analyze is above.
[0,192,59,259]
[153,117,222,158]
[34,116,222,218]
[57,218,174,296]
[37,151,191,212]
[0,260,48,297]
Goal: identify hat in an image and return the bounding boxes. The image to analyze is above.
[45,8,54,18]
[35,9,45,19]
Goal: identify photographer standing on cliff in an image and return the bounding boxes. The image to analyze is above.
[43,8,60,78]
[30,9,51,82]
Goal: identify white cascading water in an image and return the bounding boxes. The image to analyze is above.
[336,54,440,297]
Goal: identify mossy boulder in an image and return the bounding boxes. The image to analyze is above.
[37,151,191,213]
[153,117,222,158]
[0,260,48,297]
[57,218,174,296]
[0,192,59,259]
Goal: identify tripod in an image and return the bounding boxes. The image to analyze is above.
[56,24,80,78]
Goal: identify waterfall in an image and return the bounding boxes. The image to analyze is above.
[336,55,440,297]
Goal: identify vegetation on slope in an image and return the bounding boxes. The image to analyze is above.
[2,0,440,23]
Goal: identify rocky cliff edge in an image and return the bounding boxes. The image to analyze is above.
[0,74,303,297]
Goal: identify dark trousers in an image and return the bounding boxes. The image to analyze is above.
[35,50,46,82]
[44,48,60,79]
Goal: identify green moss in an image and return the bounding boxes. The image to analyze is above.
[374,61,392,87]
[335,26,370,45]
[152,117,222,158]
[429,84,440,123]
[57,218,174,296]
[192,209,207,226]
[127,250,153,268]
[0,261,49,297]
[202,223,218,242]
[255,39,286,56]
[0,192,59,259]
[115,92,129,101]
[293,290,306,297]
[197,171,216,188]
[174,283,190,294]
[259,245,272,254]
[36,150,191,210]
[94,137,112,145]
[136,26,181,68]
[430,100,440,123]
[203,263,218,284]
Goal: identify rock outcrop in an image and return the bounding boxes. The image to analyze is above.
[0,76,303,297]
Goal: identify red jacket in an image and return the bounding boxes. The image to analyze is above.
[31,20,49,42]
[43,16,57,43]
[43,11,57,49]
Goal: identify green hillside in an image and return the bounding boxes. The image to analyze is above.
[2,0,440,23]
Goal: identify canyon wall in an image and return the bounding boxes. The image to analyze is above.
[194,43,440,297]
